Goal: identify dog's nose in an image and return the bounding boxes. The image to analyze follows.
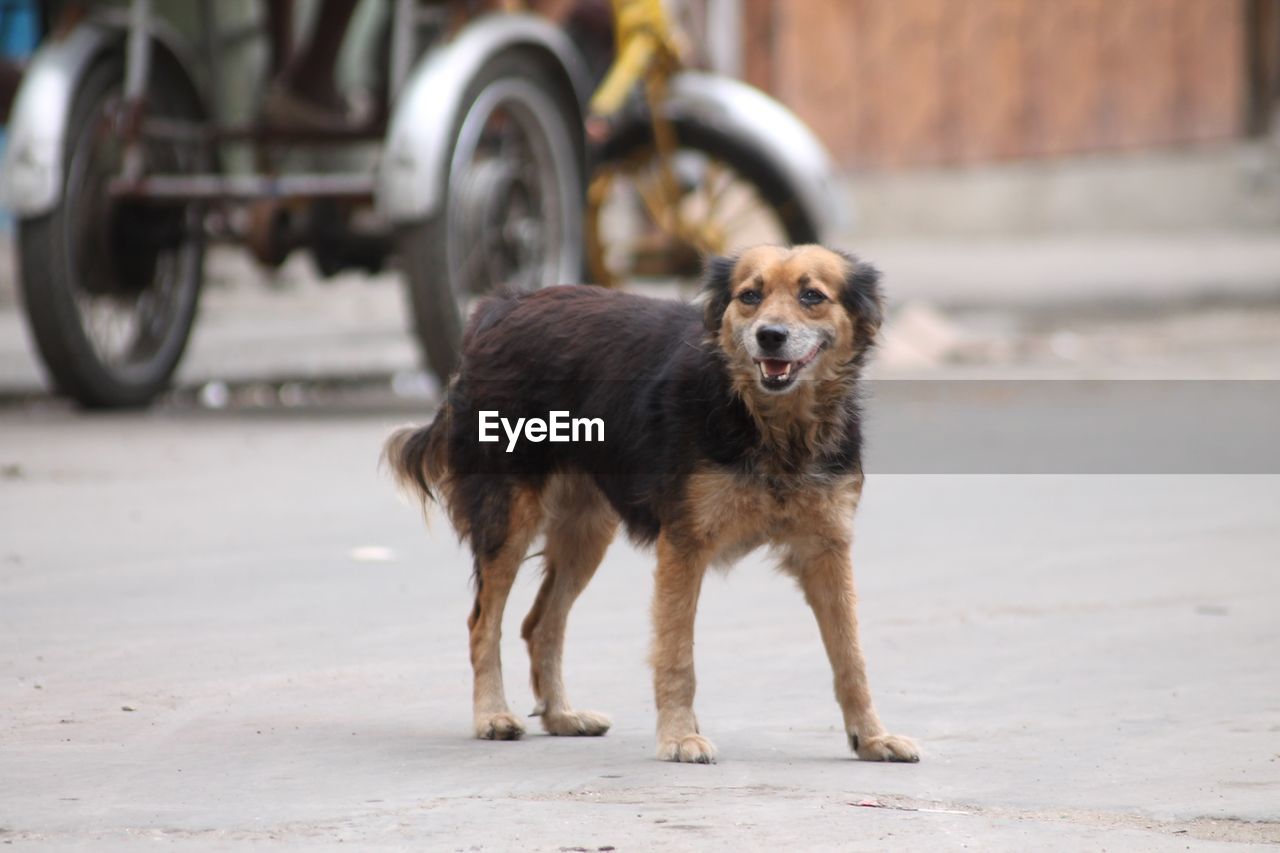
[756,325,789,351]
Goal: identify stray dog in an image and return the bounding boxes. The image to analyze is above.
[384,244,918,763]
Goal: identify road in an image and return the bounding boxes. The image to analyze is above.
[2,396,1278,850]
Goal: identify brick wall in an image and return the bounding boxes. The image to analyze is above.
[743,0,1247,169]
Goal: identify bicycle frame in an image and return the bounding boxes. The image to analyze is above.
[589,0,715,253]
[589,0,680,118]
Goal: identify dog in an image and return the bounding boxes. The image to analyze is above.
[384,244,918,764]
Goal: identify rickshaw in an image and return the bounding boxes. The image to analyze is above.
[1,0,589,406]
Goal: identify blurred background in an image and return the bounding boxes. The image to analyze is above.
[0,0,1278,403]
[745,0,1280,231]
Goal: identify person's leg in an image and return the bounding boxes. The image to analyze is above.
[263,0,293,77]
[279,0,358,109]
[0,62,22,123]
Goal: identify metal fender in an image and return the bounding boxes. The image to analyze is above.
[0,16,205,216]
[377,14,591,223]
[664,71,849,241]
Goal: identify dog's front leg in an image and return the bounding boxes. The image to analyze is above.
[789,538,920,762]
[651,532,716,763]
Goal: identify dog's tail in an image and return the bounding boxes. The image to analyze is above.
[382,412,450,509]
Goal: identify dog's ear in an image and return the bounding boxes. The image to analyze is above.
[700,254,737,334]
[836,251,885,345]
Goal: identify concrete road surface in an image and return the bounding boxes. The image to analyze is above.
[2,403,1279,850]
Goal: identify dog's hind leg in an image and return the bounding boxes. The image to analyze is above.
[468,484,544,741]
[521,476,618,736]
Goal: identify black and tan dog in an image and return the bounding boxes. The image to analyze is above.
[384,244,918,763]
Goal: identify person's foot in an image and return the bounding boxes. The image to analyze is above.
[260,79,352,131]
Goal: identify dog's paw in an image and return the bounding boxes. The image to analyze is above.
[851,732,920,762]
[475,711,526,741]
[657,733,718,764]
[541,709,612,737]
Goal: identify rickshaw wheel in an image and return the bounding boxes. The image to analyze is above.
[398,49,584,386]
[16,53,207,408]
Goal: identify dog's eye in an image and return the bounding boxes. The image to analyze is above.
[738,290,762,306]
[800,289,827,306]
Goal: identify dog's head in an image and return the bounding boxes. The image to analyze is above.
[702,245,884,395]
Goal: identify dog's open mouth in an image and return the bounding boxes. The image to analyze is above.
[753,345,822,390]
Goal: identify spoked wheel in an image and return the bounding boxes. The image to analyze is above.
[586,118,820,289]
[399,51,584,384]
[17,55,208,408]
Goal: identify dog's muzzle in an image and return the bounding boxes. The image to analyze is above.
[747,323,825,392]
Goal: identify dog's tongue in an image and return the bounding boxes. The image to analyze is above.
[761,359,791,378]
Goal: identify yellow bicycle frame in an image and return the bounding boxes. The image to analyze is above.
[587,0,720,269]
[589,0,681,118]
[506,0,727,280]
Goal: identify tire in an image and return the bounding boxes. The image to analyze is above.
[399,50,585,385]
[585,116,820,287]
[16,52,207,408]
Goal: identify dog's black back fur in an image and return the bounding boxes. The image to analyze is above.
[392,284,866,557]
